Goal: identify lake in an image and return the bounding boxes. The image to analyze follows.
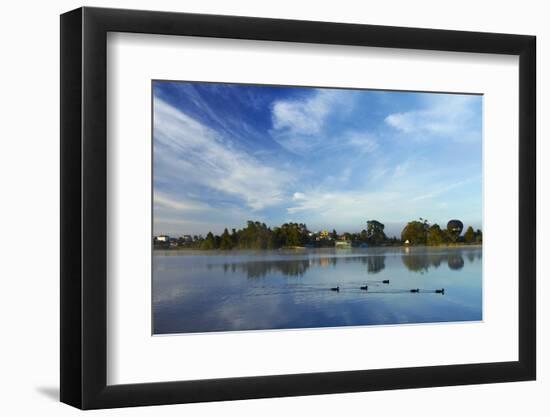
[153,246,482,334]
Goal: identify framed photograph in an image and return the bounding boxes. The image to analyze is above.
[60,7,536,409]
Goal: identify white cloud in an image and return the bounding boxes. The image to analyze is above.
[410,177,479,202]
[286,189,399,217]
[384,94,481,141]
[271,89,335,135]
[270,89,363,154]
[392,161,411,178]
[343,132,378,153]
[270,90,382,156]
[154,191,209,211]
[154,98,292,211]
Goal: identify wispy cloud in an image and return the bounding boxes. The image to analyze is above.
[284,189,413,233]
[154,98,292,211]
[154,191,209,211]
[385,94,482,142]
[345,132,378,152]
[270,89,365,154]
[287,189,399,216]
[410,176,480,202]
[271,89,336,135]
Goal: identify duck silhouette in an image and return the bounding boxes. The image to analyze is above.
[382,280,390,284]
[330,286,340,292]
[410,288,420,293]
[360,285,369,291]
[435,288,445,294]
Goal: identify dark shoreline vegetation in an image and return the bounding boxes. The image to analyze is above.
[153,218,482,250]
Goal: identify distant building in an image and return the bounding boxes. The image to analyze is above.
[156,235,170,242]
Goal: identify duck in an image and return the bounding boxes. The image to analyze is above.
[360,285,369,291]
[410,288,420,293]
[382,280,390,284]
[330,286,340,292]
[435,288,445,294]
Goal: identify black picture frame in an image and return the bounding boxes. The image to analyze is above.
[60,6,536,410]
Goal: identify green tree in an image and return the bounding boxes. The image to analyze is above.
[427,224,444,246]
[464,226,475,243]
[219,228,233,250]
[475,229,483,243]
[284,223,301,246]
[231,228,238,246]
[401,219,429,245]
[331,229,338,240]
[200,231,217,250]
[237,221,275,249]
[366,220,387,245]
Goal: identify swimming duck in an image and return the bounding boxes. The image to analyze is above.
[330,286,340,292]
[360,285,369,291]
[435,288,445,294]
[382,280,390,284]
[410,288,420,293]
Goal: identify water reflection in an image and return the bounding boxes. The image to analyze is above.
[212,254,388,278]
[448,254,465,270]
[153,246,482,334]
[366,255,386,274]
[239,259,310,278]
[401,250,469,272]
[203,247,475,277]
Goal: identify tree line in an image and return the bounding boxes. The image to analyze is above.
[154,218,481,250]
[400,218,482,246]
[165,221,312,250]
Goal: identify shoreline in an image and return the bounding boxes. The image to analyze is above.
[154,243,483,251]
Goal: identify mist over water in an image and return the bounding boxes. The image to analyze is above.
[153,246,482,334]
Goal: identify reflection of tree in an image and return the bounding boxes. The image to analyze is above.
[401,251,465,272]
[365,256,386,274]
[225,259,311,278]
[430,254,443,268]
[218,254,389,278]
[401,253,433,272]
[214,249,472,278]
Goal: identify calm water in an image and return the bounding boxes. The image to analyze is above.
[153,247,482,334]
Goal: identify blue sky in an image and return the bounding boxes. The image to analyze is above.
[153,81,482,237]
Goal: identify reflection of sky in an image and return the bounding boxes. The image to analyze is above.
[153,247,482,334]
[153,81,482,237]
